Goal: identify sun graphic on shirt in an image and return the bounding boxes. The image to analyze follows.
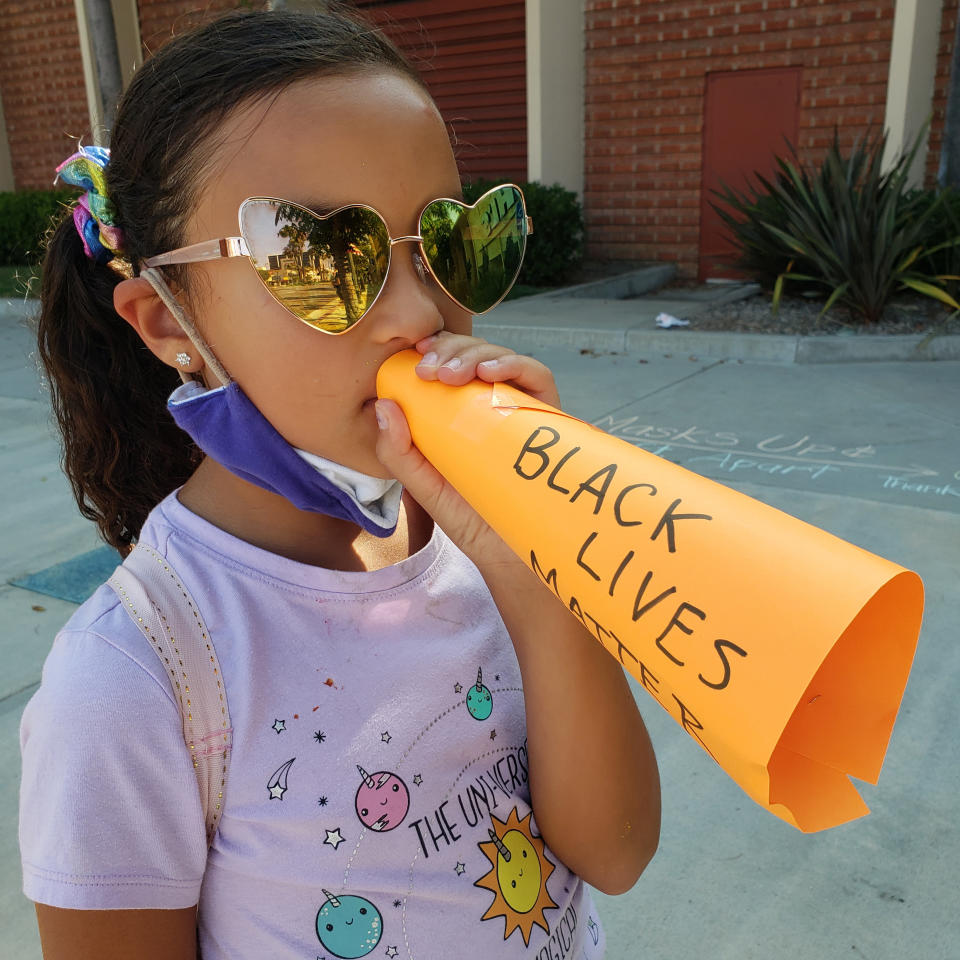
[474,807,558,945]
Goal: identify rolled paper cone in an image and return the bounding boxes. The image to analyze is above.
[378,351,925,832]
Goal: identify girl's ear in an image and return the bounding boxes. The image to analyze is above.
[113,276,202,374]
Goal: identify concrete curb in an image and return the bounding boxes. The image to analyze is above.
[474,322,960,363]
[516,263,677,301]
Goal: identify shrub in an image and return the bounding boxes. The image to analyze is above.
[913,186,960,296]
[710,179,805,290]
[711,128,960,325]
[0,189,74,266]
[461,179,584,287]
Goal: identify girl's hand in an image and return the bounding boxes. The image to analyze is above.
[374,332,558,567]
[409,331,561,409]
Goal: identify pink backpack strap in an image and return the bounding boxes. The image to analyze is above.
[107,542,232,847]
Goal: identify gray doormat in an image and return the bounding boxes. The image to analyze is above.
[10,545,121,605]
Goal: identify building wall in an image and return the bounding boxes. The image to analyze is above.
[0,0,237,191]
[3,0,957,276]
[927,0,958,186]
[0,0,91,190]
[138,0,239,57]
[584,0,898,277]
[356,0,528,184]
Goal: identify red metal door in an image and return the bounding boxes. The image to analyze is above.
[353,0,527,184]
[699,67,802,281]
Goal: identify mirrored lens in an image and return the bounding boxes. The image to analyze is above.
[419,185,527,314]
[239,199,390,333]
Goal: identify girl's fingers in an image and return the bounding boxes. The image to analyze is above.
[373,399,447,519]
[413,331,561,408]
[414,335,500,381]
[475,352,560,407]
[374,398,500,563]
[377,334,561,563]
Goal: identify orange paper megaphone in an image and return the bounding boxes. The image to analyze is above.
[378,350,925,833]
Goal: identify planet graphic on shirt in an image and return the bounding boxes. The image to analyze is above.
[315,889,382,958]
[355,765,409,832]
[495,829,542,913]
[465,666,493,720]
[474,807,558,946]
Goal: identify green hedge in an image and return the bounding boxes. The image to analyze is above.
[461,179,584,288]
[0,189,74,266]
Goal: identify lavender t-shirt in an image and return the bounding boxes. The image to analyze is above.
[20,492,606,960]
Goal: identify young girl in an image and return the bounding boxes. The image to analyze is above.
[19,8,660,959]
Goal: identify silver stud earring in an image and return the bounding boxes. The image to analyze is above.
[175,352,191,367]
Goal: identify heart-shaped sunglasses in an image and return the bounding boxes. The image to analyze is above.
[143,183,532,334]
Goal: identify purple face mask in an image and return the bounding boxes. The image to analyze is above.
[141,266,402,538]
[167,380,402,537]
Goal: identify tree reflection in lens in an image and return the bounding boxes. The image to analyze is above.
[420,186,525,314]
[242,200,389,332]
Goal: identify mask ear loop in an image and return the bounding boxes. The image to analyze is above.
[140,266,232,387]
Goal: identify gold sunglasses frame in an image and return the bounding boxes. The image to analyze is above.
[142,183,533,333]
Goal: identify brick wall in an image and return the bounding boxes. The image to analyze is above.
[139,0,244,57]
[927,0,958,187]
[585,0,898,278]
[0,0,91,190]
[0,1,245,191]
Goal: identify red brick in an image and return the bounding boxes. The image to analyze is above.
[585,0,900,277]
[0,0,90,189]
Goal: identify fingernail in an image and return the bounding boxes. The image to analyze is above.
[374,401,388,430]
[479,358,499,369]
[419,351,438,367]
[444,356,462,370]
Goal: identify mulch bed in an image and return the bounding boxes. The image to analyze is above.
[684,290,960,337]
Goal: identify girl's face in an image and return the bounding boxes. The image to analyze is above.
[183,70,471,476]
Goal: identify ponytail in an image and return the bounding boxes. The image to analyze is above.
[36,212,198,553]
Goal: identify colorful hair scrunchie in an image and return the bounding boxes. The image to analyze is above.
[55,145,126,265]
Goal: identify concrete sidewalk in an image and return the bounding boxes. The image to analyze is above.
[1,290,957,959]
[476,277,960,362]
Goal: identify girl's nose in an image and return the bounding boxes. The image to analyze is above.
[367,241,444,345]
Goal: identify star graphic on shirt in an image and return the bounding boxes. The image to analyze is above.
[412,774,423,787]
[313,730,326,743]
[324,828,345,850]
[453,682,462,693]
[317,796,328,807]
[267,757,295,801]
[272,718,286,734]
[393,899,402,909]
[489,729,497,740]
[454,861,466,875]
[385,947,399,958]
[495,674,501,681]
[381,730,392,744]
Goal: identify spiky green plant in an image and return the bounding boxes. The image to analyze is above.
[711,128,960,325]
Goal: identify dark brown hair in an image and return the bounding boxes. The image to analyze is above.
[37,5,429,553]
